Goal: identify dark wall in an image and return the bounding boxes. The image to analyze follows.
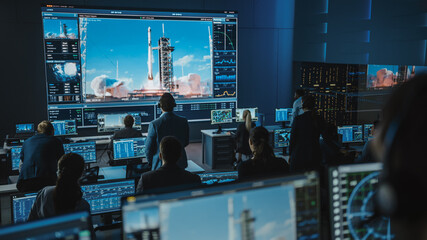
[0,0,295,141]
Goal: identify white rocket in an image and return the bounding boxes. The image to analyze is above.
[147,27,154,81]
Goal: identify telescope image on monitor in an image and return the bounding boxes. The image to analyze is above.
[52,120,77,136]
[113,137,146,160]
[97,113,142,133]
[337,125,363,143]
[275,108,293,122]
[235,108,258,122]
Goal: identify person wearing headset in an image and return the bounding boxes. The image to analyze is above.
[145,93,190,171]
[372,74,427,239]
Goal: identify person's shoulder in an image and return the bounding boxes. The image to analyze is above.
[182,169,201,182]
[38,186,55,198]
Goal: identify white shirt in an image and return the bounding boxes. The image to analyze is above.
[291,97,304,125]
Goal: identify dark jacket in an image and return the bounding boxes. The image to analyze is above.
[18,134,64,192]
[109,127,143,150]
[238,157,289,181]
[145,112,189,170]
[289,111,325,172]
[235,123,255,155]
[137,163,201,194]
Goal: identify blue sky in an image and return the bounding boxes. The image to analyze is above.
[43,18,78,38]
[124,206,159,233]
[367,65,399,77]
[81,18,212,95]
[159,185,296,240]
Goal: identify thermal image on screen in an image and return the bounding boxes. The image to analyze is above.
[211,109,232,124]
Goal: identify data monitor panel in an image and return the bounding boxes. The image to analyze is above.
[211,109,232,124]
[11,192,38,223]
[97,113,142,133]
[81,179,135,215]
[113,137,146,160]
[11,146,22,171]
[0,211,93,240]
[122,172,320,240]
[337,125,363,143]
[329,163,394,240]
[15,124,34,134]
[364,124,374,142]
[52,120,77,136]
[274,128,291,148]
[63,141,97,163]
[235,108,258,122]
[275,108,293,122]
[197,171,238,185]
[42,5,238,126]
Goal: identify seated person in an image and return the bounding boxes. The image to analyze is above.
[28,153,90,220]
[17,120,65,192]
[238,126,289,181]
[137,136,201,194]
[356,120,379,163]
[108,114,142,150]
[235,110,255,164]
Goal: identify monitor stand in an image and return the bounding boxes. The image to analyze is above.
[214,125,223,134]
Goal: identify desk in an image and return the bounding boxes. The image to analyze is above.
[186,160,205,173]
[201,128,236,170]
[99,166,127,181]
[0,183,17,225]
[69,135,112,145]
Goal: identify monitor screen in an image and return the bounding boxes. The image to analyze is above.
[0,211,93,240]
[235,108,258,122]
[337,125,363,143]
[364,124,374,142]
[211,109,232,124]
[81,179,135,215]
[42,5,238,126]
[15,124,34,134]
[367,64,408,89]
[11,192,38,223]
[197,171,238,185]
[52,120,77,136]
[122,172,320,240]
[63,141,97,163]
[329,163,393,240]
[275,108,293,122]
[97,113,142,133]
[113,137,146,160]
[11,146,22,171]
[274,128,291,148]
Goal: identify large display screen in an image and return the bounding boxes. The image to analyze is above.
[42,5,238,127]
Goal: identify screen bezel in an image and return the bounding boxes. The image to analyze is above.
[337,125,364,143]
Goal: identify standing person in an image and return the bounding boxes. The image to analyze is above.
[238,126,289,181]
[356,120,380,163]
[108,114,142,150]
[17,120,65,192]
[28,153,90,220]
[145,93,189,170]
[289,95,325,172]
[235,110,255,164]
[291,89,305,125]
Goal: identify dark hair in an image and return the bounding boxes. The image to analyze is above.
[54,153,85,214]
[37,120,54,135]
[302,95,316,110]
[159,93,176,112]
[249,127,275,164]
[295,89,305,98]
[373,120,380,129]
[123,115,135,128]
[160,136,181,163]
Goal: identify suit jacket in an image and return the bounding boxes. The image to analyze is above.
[18,134,64,183]
[145,112,189,170]
[238,156,289,181]
[137,164,201,193]
[289,111,325,172]
[108,127,143,150]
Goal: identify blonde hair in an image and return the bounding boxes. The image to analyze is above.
[243,110,252,132]
[37,120,54,135]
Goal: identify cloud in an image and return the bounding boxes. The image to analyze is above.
[85,68,96,74]
[257,221,277,238]
[64,62,78,76]
[110,49,114,52]
[198,63,211,71]
[204,46,209,49]
[174,55,194,67]
[203,55,211,61]
[124,71,129,74]
[175,40,180,44]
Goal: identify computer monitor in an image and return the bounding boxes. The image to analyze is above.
[0,211,93,239]
[197,171,238,185]
[275,108,293,122]
[329,163,393,240]
[274,128,291,148]
[337,125,363,143]
[235,108,258,122]
[81,179,135,215]
[113,137,146,160]
[211,109,233,125]
[97,113,142,133]
[52,120,77,136]
[364,124,374,142]
[63,141,97,163]
[11,192,38,223]
[15,124,34,134]
[122,172,320,240]
[10,146,22,171]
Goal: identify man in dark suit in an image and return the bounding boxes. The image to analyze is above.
[289,95,325,172]
[17,120,65,192]
[145,93,189,170]
[137,136,201,193]
[109,114,142,150]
